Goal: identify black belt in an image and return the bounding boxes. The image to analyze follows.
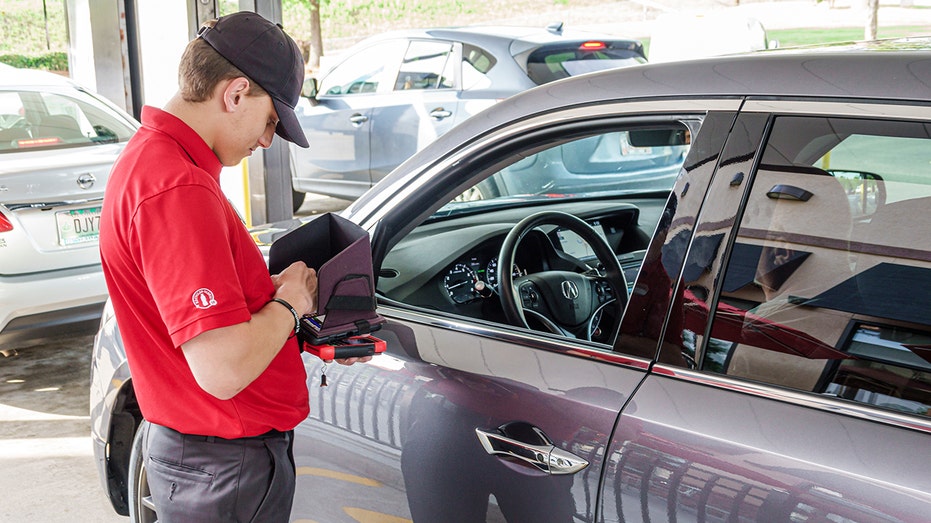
[151,423,290,444]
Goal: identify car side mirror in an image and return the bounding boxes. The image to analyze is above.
[302,77,319,106]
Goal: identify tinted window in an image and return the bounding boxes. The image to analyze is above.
[526,42,646,85]
[702,116,931,418]
[0,89,134,153]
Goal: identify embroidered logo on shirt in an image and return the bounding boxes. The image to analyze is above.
[192,288,218,309]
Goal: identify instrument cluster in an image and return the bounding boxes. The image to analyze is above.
[443,255,524,304]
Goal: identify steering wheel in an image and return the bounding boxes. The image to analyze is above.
[497,211,628,343]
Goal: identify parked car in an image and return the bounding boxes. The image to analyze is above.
[289,24,647,208]
[0,64,138,346]
[92,38,931,522]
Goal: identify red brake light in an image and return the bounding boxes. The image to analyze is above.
[580,41,607,51]
[0,213,12,233]
[16,137,62,148]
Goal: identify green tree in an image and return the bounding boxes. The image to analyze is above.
[285,0,325,70]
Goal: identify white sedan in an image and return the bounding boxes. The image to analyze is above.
[0,64,138,346]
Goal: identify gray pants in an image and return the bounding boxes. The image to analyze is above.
[143,422,295,523]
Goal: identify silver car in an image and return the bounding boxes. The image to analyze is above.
[290,25,647,207]
[92,38,931,522]
[0,64,137,346]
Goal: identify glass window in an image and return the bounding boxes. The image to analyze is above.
[379,122,692,346]
[0,89,134,153]
[318,40,407,96]
[526,43,646,85]
[395,40,454,91]
[446,128,690,204]
[703,115,931,417]
[462,44,495,91]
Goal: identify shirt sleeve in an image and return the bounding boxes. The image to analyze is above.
[130,183,252,347]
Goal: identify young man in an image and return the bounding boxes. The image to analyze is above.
[99,11,367,522]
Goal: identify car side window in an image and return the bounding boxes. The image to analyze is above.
[461,44,495,91]
[700,116,931,418]
[395,40,455,90]
[379,122,693,347]
[318,40,407,96]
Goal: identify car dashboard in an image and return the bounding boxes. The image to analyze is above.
[376,198,662,325]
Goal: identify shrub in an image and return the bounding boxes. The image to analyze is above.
[0,52,69,72]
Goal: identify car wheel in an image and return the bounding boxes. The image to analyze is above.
[128,421,158,523]
[452,180,499,202]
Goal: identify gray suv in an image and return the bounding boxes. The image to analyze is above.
[92,38,931,522]
[290,25,646,207]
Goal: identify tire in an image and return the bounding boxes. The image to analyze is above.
[453,180,499,202]
[128,421,158,523]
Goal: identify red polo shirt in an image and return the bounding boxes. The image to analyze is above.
[100,106,308,438]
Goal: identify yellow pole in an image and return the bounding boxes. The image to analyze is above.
[241,159,252,227]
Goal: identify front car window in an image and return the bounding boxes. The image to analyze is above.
[318,39,407,96]
[0,89,134,153]
[700,116,931,418]
[439,128,690,214]
[378,121,693,346]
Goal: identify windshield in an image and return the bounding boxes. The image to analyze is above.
[0,88,135,153]
[527,43,646,85]
[436,128,691,217]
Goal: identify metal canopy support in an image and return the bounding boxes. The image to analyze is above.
[239,0,294,226]
[66,0,293,226]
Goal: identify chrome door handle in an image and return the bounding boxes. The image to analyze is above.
[475,422,588,475]
[429,108,452,120]
[349,114,369,125]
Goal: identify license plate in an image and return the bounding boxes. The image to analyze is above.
[56,206,101,246]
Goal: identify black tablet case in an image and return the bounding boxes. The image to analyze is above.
[268,213,384,343]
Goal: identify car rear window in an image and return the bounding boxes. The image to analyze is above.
[0,89,135,153]
[526,41,646,85]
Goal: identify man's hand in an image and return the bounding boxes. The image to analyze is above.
[271,261,317,316]
[329,356,373,366]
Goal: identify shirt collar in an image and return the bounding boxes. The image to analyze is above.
[140,106,223,180]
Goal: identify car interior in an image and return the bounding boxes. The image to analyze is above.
[372,112,931,419]
[376,122,691,345]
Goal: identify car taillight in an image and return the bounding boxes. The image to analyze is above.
[580,41,607,51]
[0,213,12,233]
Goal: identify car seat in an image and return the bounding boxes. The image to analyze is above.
[35,114,83,140]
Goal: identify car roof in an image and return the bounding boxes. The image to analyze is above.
[445,36,931,136]
[345,24,641,54]
[0,64,81,89]
[352,37,931,214]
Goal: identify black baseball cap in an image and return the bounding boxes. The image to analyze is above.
[198,12,309,148]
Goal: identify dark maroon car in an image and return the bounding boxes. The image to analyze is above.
[92,38,931,522]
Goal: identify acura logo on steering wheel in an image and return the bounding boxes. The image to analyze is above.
[561,280,579,300]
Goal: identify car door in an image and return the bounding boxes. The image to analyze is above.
[285,104,740,522]
[291,40,406,199]
[601,106,931,522]
[368,39,463,183]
